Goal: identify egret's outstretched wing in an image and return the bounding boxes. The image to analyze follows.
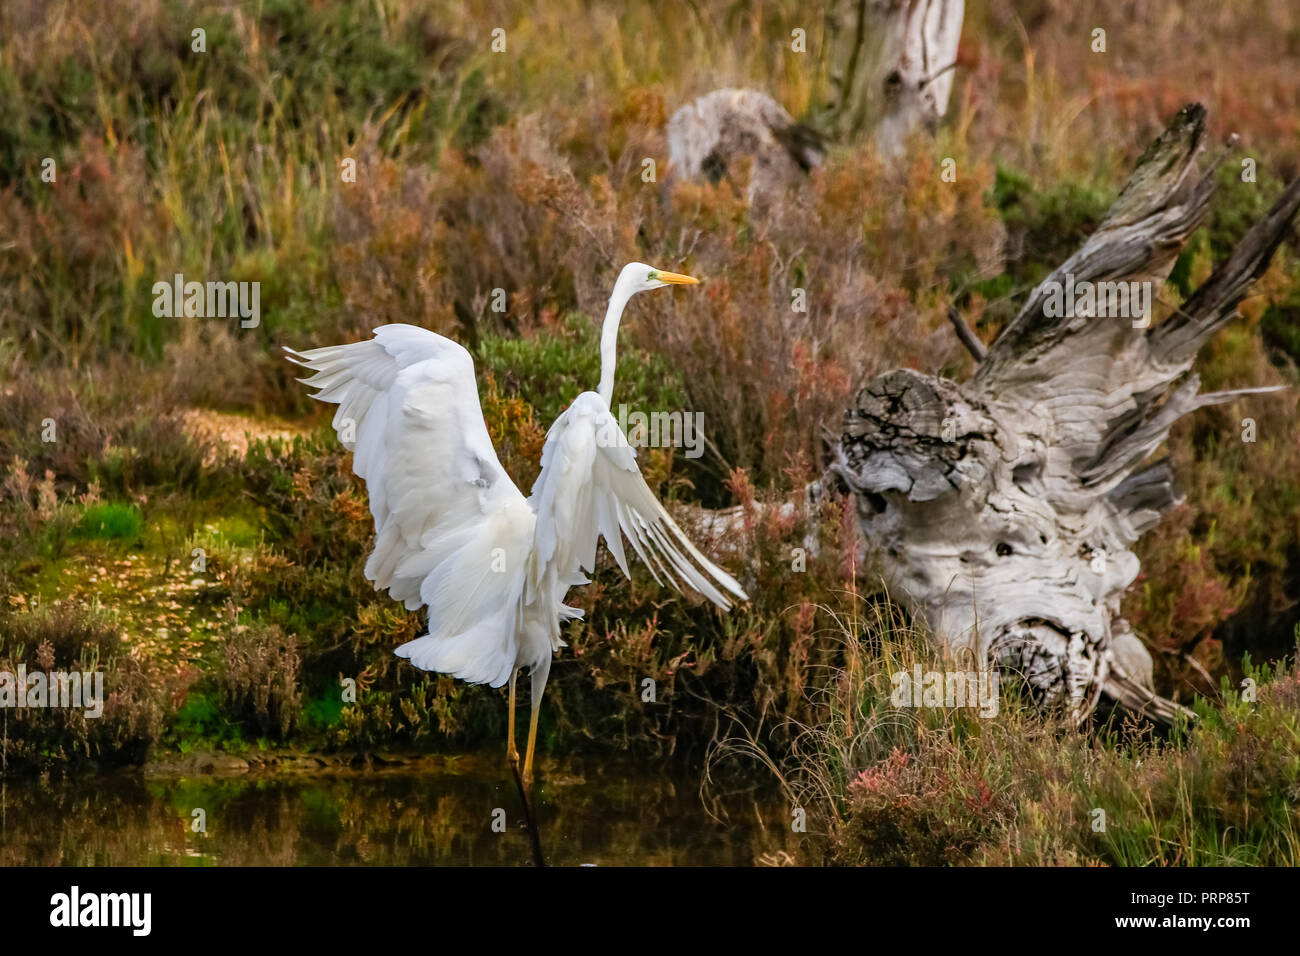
[285,324,533,687]
[528,392,747,618]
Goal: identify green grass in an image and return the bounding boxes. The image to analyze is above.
[72,502,143,541]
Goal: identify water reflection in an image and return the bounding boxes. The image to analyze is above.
[0,754,796,866]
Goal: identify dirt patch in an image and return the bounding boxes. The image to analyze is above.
[180,408,307,463]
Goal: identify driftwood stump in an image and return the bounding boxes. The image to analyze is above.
[835,105,1300,722]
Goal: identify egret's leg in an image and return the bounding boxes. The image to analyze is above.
[506,669,520,771]
[522,659,551,783]
[522,698,541,783]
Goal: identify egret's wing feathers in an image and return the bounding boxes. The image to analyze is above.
[528,392,747,617]
[285,324,532,687]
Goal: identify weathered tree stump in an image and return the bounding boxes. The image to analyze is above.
[666,88,824,200]
[667,0,965,191]
[834,105,1299,722]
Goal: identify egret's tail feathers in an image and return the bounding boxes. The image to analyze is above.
[395,621,516,689]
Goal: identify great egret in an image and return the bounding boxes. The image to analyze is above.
[285,262,747,782]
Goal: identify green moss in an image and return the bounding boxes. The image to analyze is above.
[197,512,262,550]
[169,690,245,751]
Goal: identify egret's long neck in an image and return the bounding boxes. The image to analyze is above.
[597,285,633,406]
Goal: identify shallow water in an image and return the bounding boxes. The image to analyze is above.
[0,754,796,866]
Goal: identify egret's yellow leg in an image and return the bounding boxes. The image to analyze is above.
[506,670,520,771]
[522,661,551,783]
[522,694,541,783]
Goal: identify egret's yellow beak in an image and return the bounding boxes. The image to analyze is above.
[654,270,700,285]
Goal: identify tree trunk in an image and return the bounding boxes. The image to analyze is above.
[821,0,965,156]
[834,105,1300,722]
[666,1,966,192]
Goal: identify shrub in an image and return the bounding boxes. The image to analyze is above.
[216,619,303,739]
[765,601,1300,866]
[0,602,165,772]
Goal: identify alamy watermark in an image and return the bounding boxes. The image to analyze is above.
[152,273,260,328]
[1041,275,1153,328]
[0,665,104,718]
[598,404,705,459]
[891,665,1000,717]
[49,886,150,936]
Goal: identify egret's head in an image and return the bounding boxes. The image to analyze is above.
[619,261,700,296]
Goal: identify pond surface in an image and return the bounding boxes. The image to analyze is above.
[0,754,798,866]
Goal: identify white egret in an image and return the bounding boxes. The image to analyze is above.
[285,263,747,782]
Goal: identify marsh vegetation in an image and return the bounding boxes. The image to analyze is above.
[2,0,1299,864]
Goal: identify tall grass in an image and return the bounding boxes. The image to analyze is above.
[722,598,1300,865]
